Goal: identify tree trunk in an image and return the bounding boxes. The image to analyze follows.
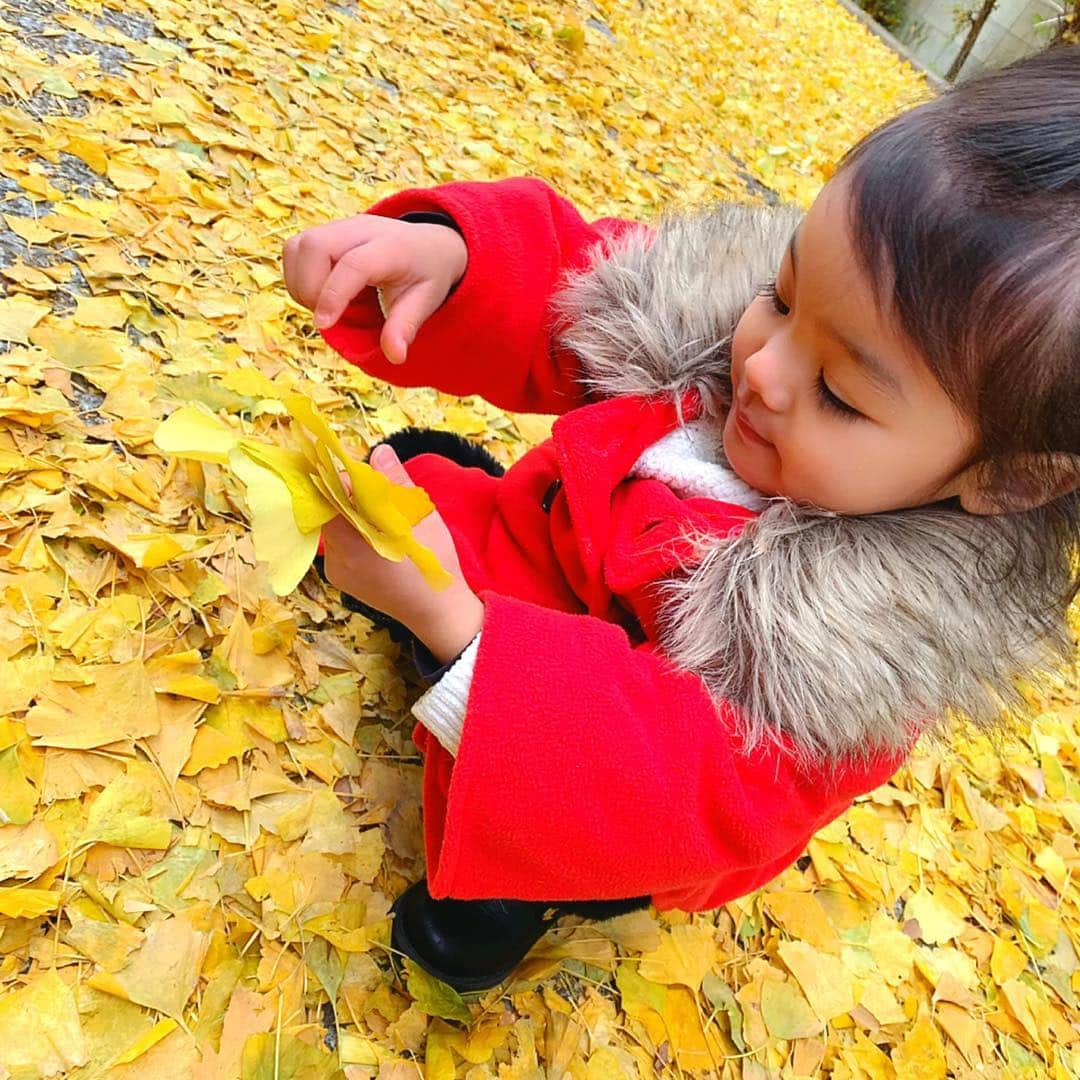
[1052,0,1080,44]
[946,0,998,81]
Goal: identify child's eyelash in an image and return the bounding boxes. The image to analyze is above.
[759,279,790,316]
[817,374,861,419]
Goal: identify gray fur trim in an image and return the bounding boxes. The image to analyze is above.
[554,203,801,417]
[657,505,1073,766]
[553,203,1075,764]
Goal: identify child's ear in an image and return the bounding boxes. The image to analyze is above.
[954,453,1080,515]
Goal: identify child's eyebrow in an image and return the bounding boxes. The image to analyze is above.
[840,335,905,400]
[788,226,905,401]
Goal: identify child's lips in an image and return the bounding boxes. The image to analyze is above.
[734,403,774,448]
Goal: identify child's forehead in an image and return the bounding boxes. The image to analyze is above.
[798,178,856,251]
[789,180,876,293]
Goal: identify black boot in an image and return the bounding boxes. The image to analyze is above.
[391,879,554,992]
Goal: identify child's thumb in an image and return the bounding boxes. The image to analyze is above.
[370,444,413,485]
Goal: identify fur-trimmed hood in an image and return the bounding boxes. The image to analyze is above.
[553,204,1075,765]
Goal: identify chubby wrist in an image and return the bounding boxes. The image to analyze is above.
[398,212,467,291]
[406,589,485,665]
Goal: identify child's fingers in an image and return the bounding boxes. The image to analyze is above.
[283,234,344,312]
[379,281,443,365]
[287,219,379,314]
[313,244,382,329]
[282,236,302,304]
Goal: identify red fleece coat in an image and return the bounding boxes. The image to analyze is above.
[323,178,906,910]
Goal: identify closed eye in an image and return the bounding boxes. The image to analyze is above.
[759,280,790,317]
[817,373,862,419]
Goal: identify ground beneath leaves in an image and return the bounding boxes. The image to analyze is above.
[0,0,1076,1077]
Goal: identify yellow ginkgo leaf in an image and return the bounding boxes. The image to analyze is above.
[0,297,51,344]
[306,444,446,588]
[403,535,454,591]
[113,1018,179,1066]
[0,970,86,1074]
[305,437,449,587]
[221,367,290,401]
[73,295,129,329]
[638,924,718,991]
[151,97,188,125]
[181,699,255,776]
[230,449,321,596]
[0,743,38,825]
[284,392,430,534]
[308,444,393,542]
[236,439,337,533]
[81,775,173,850]
[0,886,60,919]
[163,674,222,704]
[153,405,239,464]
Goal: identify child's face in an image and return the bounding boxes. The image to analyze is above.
[724,179,978,515]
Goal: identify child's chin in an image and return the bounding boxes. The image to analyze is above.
[722,426,772,495]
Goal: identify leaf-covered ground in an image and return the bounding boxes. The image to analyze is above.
[0,0,1076,1076]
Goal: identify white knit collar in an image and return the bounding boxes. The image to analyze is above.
[630,419,767,510]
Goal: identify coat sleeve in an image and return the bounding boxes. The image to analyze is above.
[419,592,906,908]
[320,178,642,415]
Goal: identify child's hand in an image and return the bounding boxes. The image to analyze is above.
[320,444,485,663]
[282,215,468,364]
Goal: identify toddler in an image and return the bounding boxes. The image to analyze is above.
[283,48,1080,991]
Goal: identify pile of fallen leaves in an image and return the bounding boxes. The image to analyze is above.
[0,0,1076,1076]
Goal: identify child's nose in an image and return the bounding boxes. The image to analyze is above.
[743,344,794,413]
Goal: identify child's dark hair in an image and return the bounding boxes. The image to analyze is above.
[839,46,1080,604]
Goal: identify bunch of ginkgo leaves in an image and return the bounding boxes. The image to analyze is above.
[154,369,450,596]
